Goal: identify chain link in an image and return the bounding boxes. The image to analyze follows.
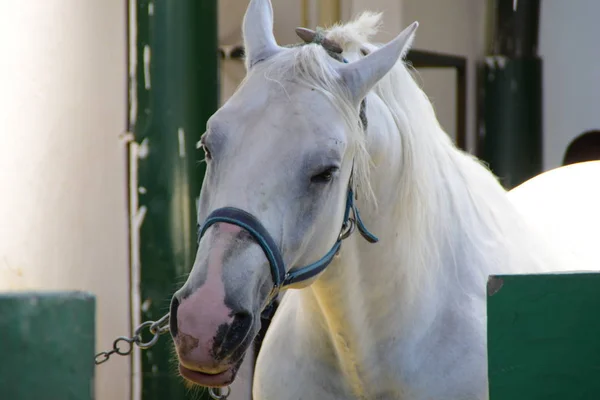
[208,387,231,399]
[95,313,170,365]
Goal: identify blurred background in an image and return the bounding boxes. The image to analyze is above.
[0,0,598,399]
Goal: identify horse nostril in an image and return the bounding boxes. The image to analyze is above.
[234,311,252,329]
[169,296,180,337]
[226,311,253,345]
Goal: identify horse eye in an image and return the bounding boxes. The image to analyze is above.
[311,167,338,184]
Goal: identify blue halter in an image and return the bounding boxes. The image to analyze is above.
[198,178,378,296]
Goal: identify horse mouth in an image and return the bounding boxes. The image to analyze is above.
[178,357,244,388]
[179,364,236,387]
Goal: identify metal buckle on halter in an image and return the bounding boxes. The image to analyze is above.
[338,218,356,241]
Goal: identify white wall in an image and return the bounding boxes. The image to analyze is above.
[0,2,130,399]
[539,0,600,170]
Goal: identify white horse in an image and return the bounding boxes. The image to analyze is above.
[168,1,600,399]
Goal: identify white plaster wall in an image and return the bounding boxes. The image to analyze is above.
[0,1,130,399]
[539,0,600,170]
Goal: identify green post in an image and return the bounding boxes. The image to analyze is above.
[481,58,543,188]
[487,273,600,399]
[478,0,543,189]
[130,0,218,398]
[0,291,96,399]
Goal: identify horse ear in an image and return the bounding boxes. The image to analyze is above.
[336,22,419,104]
[242,0,282,70]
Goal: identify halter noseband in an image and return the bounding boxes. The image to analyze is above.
[197,31,378,301]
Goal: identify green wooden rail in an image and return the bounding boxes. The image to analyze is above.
[487,273,600,400]
[1,274,597,400]
[0,291,95,400]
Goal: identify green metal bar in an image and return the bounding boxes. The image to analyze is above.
[130,0,218,398]
[487,273,600,399]
[0,291,95,399]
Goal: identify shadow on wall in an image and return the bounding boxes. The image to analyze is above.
[562,130,600,166]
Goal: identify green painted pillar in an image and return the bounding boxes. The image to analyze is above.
[479,0,542,189]
[0,291,95,399]
[130,0,218,398]
[487,273,600,399]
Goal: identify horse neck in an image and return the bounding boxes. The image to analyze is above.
[298,70,523,363]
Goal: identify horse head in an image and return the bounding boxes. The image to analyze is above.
[169,0,417,387]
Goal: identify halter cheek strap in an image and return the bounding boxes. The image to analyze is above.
[198,183,378,296]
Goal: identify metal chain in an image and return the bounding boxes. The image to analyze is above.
[95,313,231,398]
[95,313,170,365]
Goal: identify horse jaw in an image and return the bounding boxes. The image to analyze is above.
[242,0,284,70]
